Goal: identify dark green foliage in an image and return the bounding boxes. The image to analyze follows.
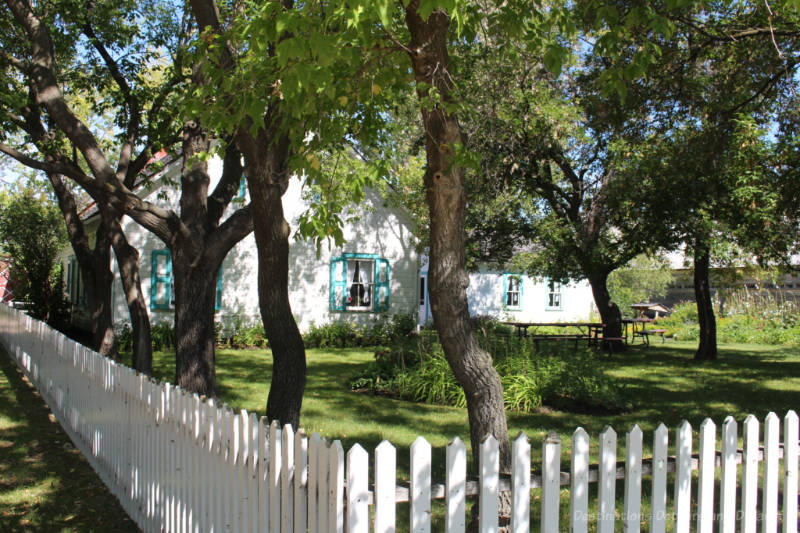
[150,321,175,352]
[0,190,68,324]
[303,315,416,349]
[352,326,629,413]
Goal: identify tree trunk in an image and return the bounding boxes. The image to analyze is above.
[588,272,625,352]
[250,179,306,428]
[405,1,510,474]
[693,240,717,361]
[110,223,153,374]
[172,257,219,396]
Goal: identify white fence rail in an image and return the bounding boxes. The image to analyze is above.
[1,304,798,532]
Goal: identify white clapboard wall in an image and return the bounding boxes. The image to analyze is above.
[1,303,798,533]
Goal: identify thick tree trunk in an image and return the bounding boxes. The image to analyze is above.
[693,240,717,361]
[250,178,306,428]
[588,272,624,351]
[87,223,118,359]
[172,258,219,396]
[110,224,153,374]
[405,1,510,474]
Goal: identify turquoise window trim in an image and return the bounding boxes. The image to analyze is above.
[545,278,563,311]
[215,268,223,311]
[502,272,523,311]
[238,176,247,199]
[150,250,172,310]
[329,253,390,312]
[150,250,222,311]
[66,257,74,302]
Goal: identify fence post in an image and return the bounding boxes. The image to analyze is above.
[511,432,530,533]
[720,416,738,533]
[570,428,590,533]
[784,411,799,533]
[445,437,466,533]
[598,426,617,533]
[764,412,780,533]
[375,440,396,533]
[479,435,499,533]
[328,440,344,533]
[410,436,432,533]
[347,443,369,533]
[742,415,760,533]
[269,420,281,533]
[281,424,295,533]
[295,429,308,533]
[541,432,560,533]
[696,419,716,533]
[674,421,693,533]
[624,425,643,533]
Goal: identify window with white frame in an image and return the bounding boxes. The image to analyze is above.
[546,279,562,310]
[330,254,390,312]
[503,273,522,310]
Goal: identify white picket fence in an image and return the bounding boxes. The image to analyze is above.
[1,303,798,533]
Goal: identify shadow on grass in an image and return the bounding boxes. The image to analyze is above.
[0,347,139,532]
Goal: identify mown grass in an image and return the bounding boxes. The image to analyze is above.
[0,346,139,532]
[147,340,800,471]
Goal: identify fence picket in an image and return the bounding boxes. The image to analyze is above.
[257,417,269,533]
[328,440,344,533]
[238,411,249,533]
[446,437,466,533]
[249,413,259,533]
[308,433,321,533]
[742,415,759,533]
[784,411,799,533]
[282,424,295,533]
[697,419,716,533]
[318,437,329,533]
[294,429,308,533]
[598,426,617,533]
[479,435,499,533]
[375,440,397,533]
[511,432,530,533]
[624,425,643,533]
[541,432,560,533]
[764,412,780,533]
[570,428,590,533]
[347,444,369,533]
[674,421,692,533]
[720,416,738,533]
[269,420,281,533]
[410,436,432,533]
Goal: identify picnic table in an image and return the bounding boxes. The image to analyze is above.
[622,318,666,345]
[501,322,606,348]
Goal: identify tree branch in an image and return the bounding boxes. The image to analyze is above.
[208,138,243,225]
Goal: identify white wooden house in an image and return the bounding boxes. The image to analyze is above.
[61,156,421,334]
[62,155,595,333]
[417,259,596,325]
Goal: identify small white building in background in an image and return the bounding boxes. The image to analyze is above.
[62,154,595,333]
[418,259,596,325]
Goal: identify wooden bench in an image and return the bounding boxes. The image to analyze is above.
[601,337,625,356]
[530,335,591,350]
[641,329,667,346]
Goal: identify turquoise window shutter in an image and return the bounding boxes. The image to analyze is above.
[151,250,172,310]
[330,257,347,311]
[238,176,246,199]
[375,259,390,312]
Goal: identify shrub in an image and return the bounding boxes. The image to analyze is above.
[353,328,629,413]
[151,321,175,351]
[304,315,417,349]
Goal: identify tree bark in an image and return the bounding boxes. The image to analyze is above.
[240,127,307,429]
[693,239,717,360]
[172,256,219,395]
[405,1,510,473]
[109,221,153,374]
[588,271,625,351]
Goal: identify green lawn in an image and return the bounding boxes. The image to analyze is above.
[148,340,800,471]
[0,347,139,532]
